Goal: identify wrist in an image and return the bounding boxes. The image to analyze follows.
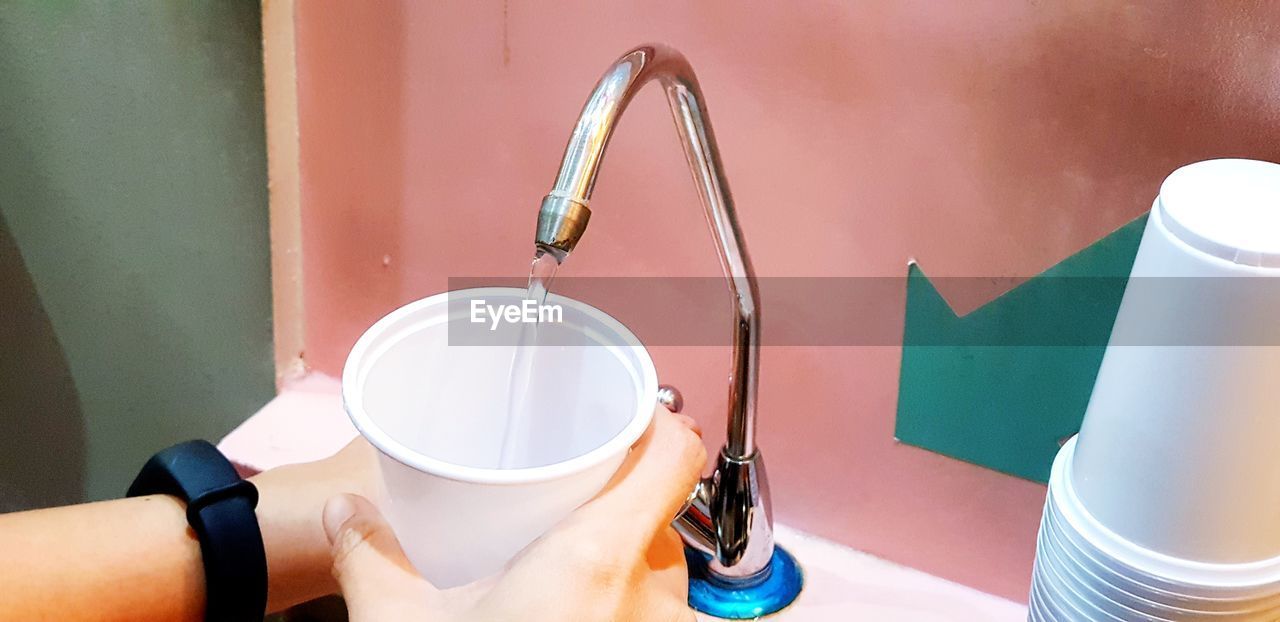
[127,440,267,620]
[250,440,379,612]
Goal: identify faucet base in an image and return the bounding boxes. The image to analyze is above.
[685,545,803,619]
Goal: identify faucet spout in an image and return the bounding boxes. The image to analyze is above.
[536,44,761,460]
[536,45,786,592]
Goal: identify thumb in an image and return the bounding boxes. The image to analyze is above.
[323,494,435,618]
[569,407,706,551]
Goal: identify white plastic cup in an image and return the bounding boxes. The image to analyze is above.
[342,287,658,588]
[1031,438,1280,620]
[1045,484,1280,609]
[1071,159,1280,565]
[1028,583,1055,622]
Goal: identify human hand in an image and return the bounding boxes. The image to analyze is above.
[250,436,381,612]
[322,407,706,621]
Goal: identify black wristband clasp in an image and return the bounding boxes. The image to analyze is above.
[128,440,268,622]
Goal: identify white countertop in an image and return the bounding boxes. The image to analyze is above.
[221,374,1027,621]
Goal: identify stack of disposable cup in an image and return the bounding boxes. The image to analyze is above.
[1031,438,1280,621]
[1029,159,1280,621]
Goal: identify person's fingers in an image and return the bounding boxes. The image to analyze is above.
[314,438,381,501]
[568,407,706,553]
[646,525,692,597]
[647,527,699,622]
[672,413,702,438]
[333,438,378,473]
[323,494,436,618]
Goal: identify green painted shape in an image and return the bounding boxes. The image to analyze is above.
[895,215,1148,482]
[0,2,273,502]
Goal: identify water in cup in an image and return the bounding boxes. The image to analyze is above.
[497,248,561,468]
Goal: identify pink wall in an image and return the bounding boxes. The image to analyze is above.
[292,1,1280,601]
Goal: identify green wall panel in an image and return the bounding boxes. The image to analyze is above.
[895,215,1148,482]
[0,1,273,505]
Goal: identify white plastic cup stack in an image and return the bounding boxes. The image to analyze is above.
[1029,159,1280,621]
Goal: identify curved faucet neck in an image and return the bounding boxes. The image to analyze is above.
[536,44,761,460]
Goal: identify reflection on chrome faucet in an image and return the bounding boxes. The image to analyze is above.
[533,44,802,618]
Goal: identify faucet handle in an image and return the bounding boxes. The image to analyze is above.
[657,384,684,413]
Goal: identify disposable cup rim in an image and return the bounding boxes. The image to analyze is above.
[1042,491,1280,609]
[1053,437,1280,590]
[342,287,658,485]
[1034,547,1146,621]
[1035,557,1113,621]
[1036,521,1280,617]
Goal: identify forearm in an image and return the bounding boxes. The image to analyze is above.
[0,441,376,620]
[0,495,204,621]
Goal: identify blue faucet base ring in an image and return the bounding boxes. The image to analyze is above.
[685,545,804,619]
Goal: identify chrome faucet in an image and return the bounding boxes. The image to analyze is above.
[534,45,802,618]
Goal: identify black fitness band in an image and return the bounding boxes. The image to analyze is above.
[127,440,268,621]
